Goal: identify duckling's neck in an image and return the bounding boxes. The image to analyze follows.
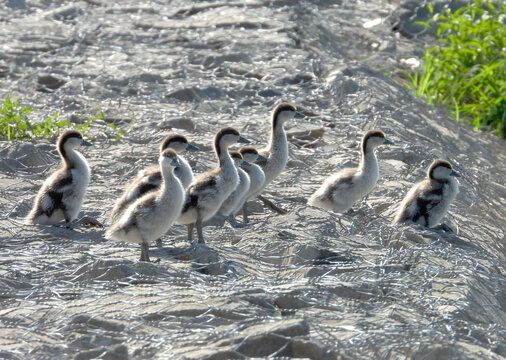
[267,123,287,153]
[159,166,182,196]
[359,148,378,174]
[217,143,234,168]
[62,148,88,170]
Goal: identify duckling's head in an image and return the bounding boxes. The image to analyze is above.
[361,130,392,154]
[58,130,91,157]
[230,151,244,167]
[272,103,305,129]
[159,149,181,169]
[214,127,249,151]
[239,146,268,163]
[160,134,199,153]
[428,159,460,181]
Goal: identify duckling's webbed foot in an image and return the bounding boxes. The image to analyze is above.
[140,241,151,262]
[78,216,104,228]
[226,215,249,228]
[345,208,364,216]
[216,212,248,228]
[60,217,78,230]
[435,223,454,232]
[258,195,287,215]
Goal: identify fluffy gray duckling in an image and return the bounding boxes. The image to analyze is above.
[217,151,251,223]
[110,134,198,223]
[393,159,460,229]
[176,127,249,244]
[26,130,91,227]
[234,146,267,223]
[106,149,185,262]
[308,130,392,213]
[256,102,305,213]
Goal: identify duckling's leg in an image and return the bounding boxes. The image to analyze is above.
[187,223,194,241]
[257,195,287,215]
[336,216,346,231]
[242,203,249,223]
[196,211,205,244]
[140,241,151,262]
[64,214,77,230]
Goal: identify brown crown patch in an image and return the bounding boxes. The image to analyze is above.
[361,130,385,154]
[229,151,243,160]
[239,146,259,156]
[160,148,178,159]
[58,130,83,158]
[160,134,188,151]
[272,102,296,128]
[214,127,240,157]
[428,159,452,179]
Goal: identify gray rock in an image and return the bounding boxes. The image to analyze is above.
[36,74,66,92]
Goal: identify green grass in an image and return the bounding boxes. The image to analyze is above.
[0,95,124,141]
[407,0,506,138]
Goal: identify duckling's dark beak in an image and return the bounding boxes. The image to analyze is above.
[383,139,394,145]
[294,111,305,119]
[82,140,92,147]
[171,158,181,167]
[187,143,200,151]
[242,160,252,167]
[257,154,268,162]
[450,170,461,177]
[238,136,250,144]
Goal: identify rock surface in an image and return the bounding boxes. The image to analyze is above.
[0,1,504,359]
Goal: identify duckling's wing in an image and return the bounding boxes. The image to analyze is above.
[137,164,159,178]
[132,194,157,217]
[404,182,444,224]
[330,168,357,191]
[125,169,162,202]
[418,185,444,211]
[181,174,218,213]
[47,168,73,193]
[187,175,218,197]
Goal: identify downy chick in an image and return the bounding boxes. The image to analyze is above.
[176,127,249,244]
[393,159,460,229]
[308,130,392,213]
[106,149,185,262]
[26,130,91,228]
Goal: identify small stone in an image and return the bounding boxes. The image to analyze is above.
[36,74,66,92]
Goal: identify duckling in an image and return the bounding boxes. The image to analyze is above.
[234,146,267,223]
[393,159,460,229]
[308,130,393,213]
[216,151,251,223]
[106,149,184,262]
[256,102,305,213]
[110,134,198,223]
[26,130,91,228]
[177,127,249,244]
